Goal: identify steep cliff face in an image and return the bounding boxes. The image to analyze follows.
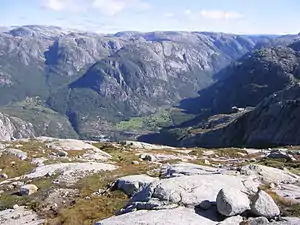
[181,41,300,148]
[180,45,300,114]
[0,113,35,141]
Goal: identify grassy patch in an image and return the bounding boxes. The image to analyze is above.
[214,148,248,158]
[0,154,36,179]
[114,109,172,132]
[0,176,56,211]
[262,188,300,217]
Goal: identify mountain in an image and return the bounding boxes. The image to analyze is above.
[0,112,34,141]
[180,41,300,148]
[0,25,273,140]
[0,97,78,139]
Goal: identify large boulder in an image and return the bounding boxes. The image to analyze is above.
[250,190,280,218]
[116,175,158,196]
[216,188,250,216]
[240,164,299,184]
[131,174,259,206]
[20,184,38,196]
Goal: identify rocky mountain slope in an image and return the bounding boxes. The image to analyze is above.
[0,138,299,224]
[0,25,271,140]
[0,112,34,141]
[179,41,300,148]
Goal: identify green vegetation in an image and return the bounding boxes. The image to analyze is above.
[115,109,172,132]
[0,98,78,139]
[0,154,36,179]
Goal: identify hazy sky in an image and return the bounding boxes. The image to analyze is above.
[1,0,300,34]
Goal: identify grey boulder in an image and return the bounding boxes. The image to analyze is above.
[216,188,250,216]
[251,190,280,218]
[116,175,158,196]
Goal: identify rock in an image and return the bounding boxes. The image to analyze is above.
[20,184,38,196]
[218,215,243,225]
[131,174,259,207]
[246,217,269,225]
[251,190,280,218]
[267,150,296,162]
[198,200,213,210]
[4,149,27,160]
[139,154,156,161]
[0,113,35,142]
[57,150,68,157]
[124,141,175,150]
[95,207,216,225]
[269,217,300,225]
[216,188,250,216]
[269,183,276,189]
[0,173,8,179]
[40,137,111,157]
[0,206,44,225]
[273,183,300,203]
[131,161,140,165]
[204,159,210,165]
[240,164,299,184]
[25,162,117,185]
[160,163,226,178]
[12,204,19,209]
[116,175,158,196]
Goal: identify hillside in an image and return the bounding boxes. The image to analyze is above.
[0,26,271,140]
[180,41,300,148]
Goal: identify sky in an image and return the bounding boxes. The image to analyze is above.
[0,0,300,34]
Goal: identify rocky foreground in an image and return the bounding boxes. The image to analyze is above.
[0,138,299,224]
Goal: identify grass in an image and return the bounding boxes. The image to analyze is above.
[257,158,300,174]
[0,154,36,180]
[0,176,56,211]
[261,187,300,217]
[44,141,160,225]
[114,109,172,132]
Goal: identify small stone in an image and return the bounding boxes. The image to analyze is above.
[204,159,210,165]
[247,217,269,225]
[20,184,38,196]
[269,183,276,189]
[139,154,155,161]
[131,161,140,165]
[13,204,19,209]
[57,150,68,157]
[198,200,212,210]
[0,173,8,179]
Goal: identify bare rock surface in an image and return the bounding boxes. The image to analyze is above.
[160,163,226,178]
[131,174,259,206]
[125,141,175,150]
[240,164,299,184]
[0,206,44,225]
[95,207,216,225]
[25,162,117,185]
[116,175,158,196]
